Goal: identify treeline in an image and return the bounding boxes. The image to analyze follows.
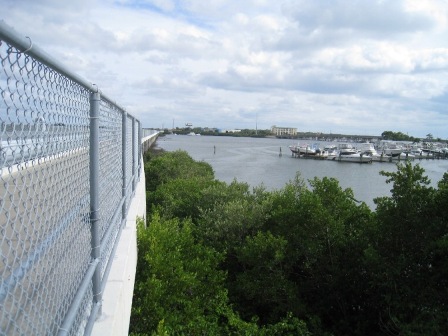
[206,129,272,137]
[169,128,272,137]
[130,149,448,335]
[380,131,420,142]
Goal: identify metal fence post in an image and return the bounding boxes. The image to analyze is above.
[131,116,137,192]
[90,91,102,316]
[138,121,142,180]
[122,110,127,222]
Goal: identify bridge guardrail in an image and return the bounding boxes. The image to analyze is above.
[0,20,145,335]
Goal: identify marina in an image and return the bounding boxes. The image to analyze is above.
[288,140,448,163]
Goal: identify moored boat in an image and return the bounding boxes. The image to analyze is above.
[377,141,404,157]
[323,144,338,160]
[323,144,338,152]
[337,143,358,155]
[288,143,317,156]
[331,152,372,163]
[358,142,394,162]
[288,145,299,155]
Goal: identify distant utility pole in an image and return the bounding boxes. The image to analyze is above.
[256,113,258,135]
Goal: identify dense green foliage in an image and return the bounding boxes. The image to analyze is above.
[381,130,419,142]
[131,149,448,335]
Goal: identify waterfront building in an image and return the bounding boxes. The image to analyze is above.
[271,125,297,138]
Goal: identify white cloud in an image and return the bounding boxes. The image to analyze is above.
[1,0,448,138]
[283,0,435,34]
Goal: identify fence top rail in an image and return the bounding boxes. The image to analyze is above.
[0,20,127,114]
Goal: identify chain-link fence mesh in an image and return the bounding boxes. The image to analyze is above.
[125,115,134,215]
[1,23,142,335]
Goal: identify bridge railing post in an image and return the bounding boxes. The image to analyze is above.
[122,110,128,222]
[89,91,102,316]
[131,115,137,192]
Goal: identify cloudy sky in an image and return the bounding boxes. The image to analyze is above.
[2,0,448,138]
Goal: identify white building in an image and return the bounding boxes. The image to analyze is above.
[271,125,297,137]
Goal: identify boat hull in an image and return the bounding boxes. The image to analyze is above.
[391,153,415,161]
[370,154,393,162]
[331,154,372,163]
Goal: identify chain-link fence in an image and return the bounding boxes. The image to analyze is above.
[0,21,143,335]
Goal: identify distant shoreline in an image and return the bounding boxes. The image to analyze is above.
[149,128,447,143]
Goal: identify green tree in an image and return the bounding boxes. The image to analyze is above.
[259,313,312,336]
[148,176,220,221]
[130,213,229,334]
[369,162,448,334]
[375,162,435,253]
[381,130,417,142]
[144,150,214,192]
[234,231,297,324]
[197,187,271,253]
[131,213,312,336]
[144,150,216,220]
[299,177,373,334]
[250,174,374,334]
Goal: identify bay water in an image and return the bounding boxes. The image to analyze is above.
[155,135,448,209]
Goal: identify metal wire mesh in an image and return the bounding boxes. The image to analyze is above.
[97,100,123,279]
[127,115,134,186]
[1,24,142,336]
[69,283,92,336]
[133,121,139,188]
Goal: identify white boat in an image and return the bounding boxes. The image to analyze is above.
[331,152,372,163]
[358,142,393,162]
[288,144,300,155]
[325,143,372,163]
[419,142,448,158]
[406,144,424,156]
[323,144,338,160]
[323,144,338,152]
[337,143,358,155]
[357,142,376,155]
[288,143,317,156]
[377,141,403,157]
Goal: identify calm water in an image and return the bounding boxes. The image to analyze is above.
[155,135,448,209]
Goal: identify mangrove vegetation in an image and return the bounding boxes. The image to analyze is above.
[130,148,448,335]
